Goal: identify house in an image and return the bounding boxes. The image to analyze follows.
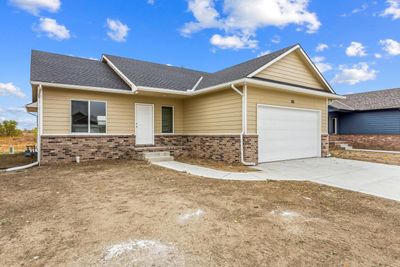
[26,44,343,165]
[329,88,400,151]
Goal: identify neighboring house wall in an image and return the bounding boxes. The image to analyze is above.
[330,135,400,151]
[42,87,184,135]
[246,86,328,134]
[182,89,242,134]
[255,50,328,91]
[329,110,400,135]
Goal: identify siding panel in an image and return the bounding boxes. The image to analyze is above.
[255,50,328,91]
[335,110,400,134]
[183,89,242,134]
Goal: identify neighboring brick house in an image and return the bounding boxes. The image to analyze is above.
[329,88,400,151]
[26,44,343,164]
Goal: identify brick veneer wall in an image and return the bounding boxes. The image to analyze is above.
[321,134,329,157]
[41,135,136,164]
[243,135,258,163]
[330,134,400,151]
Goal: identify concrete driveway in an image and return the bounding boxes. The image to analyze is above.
[255,158,400,202]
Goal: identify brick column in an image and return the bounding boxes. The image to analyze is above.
[321,134,329,157]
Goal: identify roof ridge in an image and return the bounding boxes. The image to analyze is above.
[345,87,400,96]
[212,44,298,75]
[103,53,209,75]
[32,50,99,62]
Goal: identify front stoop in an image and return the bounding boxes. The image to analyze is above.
[134,146,185,162]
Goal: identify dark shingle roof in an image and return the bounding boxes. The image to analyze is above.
[197,45,297,89]
[103,54,207,91]
[31,44,301,92]
[330,88,400,111]
[31,50,131,91]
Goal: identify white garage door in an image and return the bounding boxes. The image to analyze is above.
[257,105,321,163]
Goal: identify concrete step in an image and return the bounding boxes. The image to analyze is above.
[143,151,174,162]
[339,143,353,150]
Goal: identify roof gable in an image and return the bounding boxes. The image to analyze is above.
[249,46,333,93]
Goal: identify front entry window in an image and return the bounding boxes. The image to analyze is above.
[161,106,173,134]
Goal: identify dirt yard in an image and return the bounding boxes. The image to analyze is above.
[1,160,399,266]
[0,153,36,169]
[331,149,400,166]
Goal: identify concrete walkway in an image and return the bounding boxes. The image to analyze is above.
[154,158,400,202]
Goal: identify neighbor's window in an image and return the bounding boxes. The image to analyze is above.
[71,100,106,133]
[161,106,173,134]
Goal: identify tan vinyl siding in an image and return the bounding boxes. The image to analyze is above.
[183,89,242,134]
[42,87,183,135]
[255,50,328,91]
[247,86,328,134]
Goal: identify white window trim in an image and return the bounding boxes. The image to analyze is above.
[70,99,108,135]
[161,105,174,135]
[332,117,338,134]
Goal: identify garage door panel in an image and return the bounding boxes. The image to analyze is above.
[258,105,321,163]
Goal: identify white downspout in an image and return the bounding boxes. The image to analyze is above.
[231,84,256,166]
[37,84,43,165]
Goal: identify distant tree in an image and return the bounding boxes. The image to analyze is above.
[0,120,22,137]
[32,128,38,139]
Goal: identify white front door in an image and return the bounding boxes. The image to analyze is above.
[135,104,154,145]
[257,105,321,163]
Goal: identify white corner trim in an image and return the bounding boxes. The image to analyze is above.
[31,81,135,95]
[189,76,203,91]
[102,55,137,91]
[247,45,300,78]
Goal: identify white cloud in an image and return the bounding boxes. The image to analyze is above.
[37,17,70,40]
[0,107,36,129]
[106,18,130,42]
[382,0,400,20]
[379,39,400,55]
[10,0,60,15]
[374,53,382,58]
[181,0,320,49]
[332,63,377,85]
[147,0,155,4]
[271,35,281,44]
[210,34,257,49]
[0,82,26,98]
[312,56,332,73]
[315,43,328,52]
[257,50,271,57]
[346,42,367,57]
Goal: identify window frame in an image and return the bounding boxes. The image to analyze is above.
[161,105,174,134]
[70,99,107,135]
[332,117,338,135]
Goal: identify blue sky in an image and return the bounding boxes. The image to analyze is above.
[0,0,399,129]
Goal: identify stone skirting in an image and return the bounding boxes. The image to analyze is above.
[321,134,329,157]
[40,135,136,164]
[182,135,257,164]
[330,134,400,151]
[40,134,259,164]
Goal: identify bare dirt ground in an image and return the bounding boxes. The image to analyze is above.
[331,149,400,166]
[1,160,399,267]
[0,153,35,169]
[176,156,258,172]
